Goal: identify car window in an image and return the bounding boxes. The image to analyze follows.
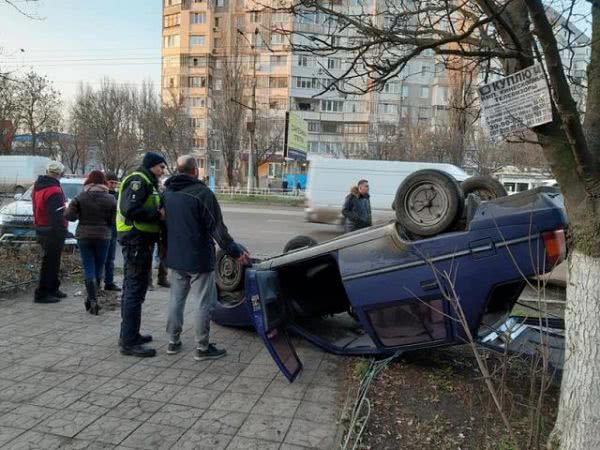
[21,186,33,201]
[62,183,84,200]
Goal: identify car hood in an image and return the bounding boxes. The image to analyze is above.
[0,200,33,216]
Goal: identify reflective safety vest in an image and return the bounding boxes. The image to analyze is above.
[116,171,160,234]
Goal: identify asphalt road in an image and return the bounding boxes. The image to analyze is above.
[220,204,341,258]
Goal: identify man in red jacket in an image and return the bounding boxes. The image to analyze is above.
[32,161,68,303]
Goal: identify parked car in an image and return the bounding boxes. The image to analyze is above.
[0,177,85,245]
[304,157,470,225]
[0,155,51,195]
[213,173,567,382]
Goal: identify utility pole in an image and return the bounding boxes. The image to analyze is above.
[237,28,259,193]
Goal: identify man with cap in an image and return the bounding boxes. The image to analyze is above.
[104,172,120,291]
[116,152,166,357]
[32,160,68,303]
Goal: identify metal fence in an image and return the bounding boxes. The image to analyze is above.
[214,187,304,198]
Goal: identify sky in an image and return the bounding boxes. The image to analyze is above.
[0,0,162,105]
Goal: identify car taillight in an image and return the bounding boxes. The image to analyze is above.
[542,229,566,268]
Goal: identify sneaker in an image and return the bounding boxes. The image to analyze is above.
[118,334,153,347]
[104,283,122,292]
[34,295,61,304]
[167,341,182,355]
[194,344,226,361]
[52,290,68,299]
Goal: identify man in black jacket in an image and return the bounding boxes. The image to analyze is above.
[162,155,249,360]
[31,161,68,303]
[342,179,372,233]
[116,152,166,358]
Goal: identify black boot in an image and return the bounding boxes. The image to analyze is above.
[85,280,100,315]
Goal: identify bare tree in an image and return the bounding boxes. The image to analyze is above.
[72,80,139,174]
[0,75,20,154]
[212,45,245,187]
[252,114,285,187]
[278,1,597,448]
[157,89,194,174]
[18,71,61,155]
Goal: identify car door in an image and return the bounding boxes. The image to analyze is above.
[245,269,303,382]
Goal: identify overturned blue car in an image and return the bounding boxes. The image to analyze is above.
[212,170,568,382]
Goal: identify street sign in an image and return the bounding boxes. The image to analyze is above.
[284,111,308,161]
[478,63,553,141]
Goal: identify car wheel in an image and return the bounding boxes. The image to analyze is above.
[461,176,508,201]
[215,249,245,292]
[394,169,464,237]
[283,235,318,253]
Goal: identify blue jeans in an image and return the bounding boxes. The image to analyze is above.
[104,233,117,285]
[78,239,110,282]
[120,242,153,347]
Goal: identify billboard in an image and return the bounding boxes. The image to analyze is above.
[284,112,308,161]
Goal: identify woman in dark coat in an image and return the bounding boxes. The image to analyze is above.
[65,170,116,314]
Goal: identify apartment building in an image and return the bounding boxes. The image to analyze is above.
[161,0,451,180]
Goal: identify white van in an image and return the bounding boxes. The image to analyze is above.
[304,157,469,224]
[0,155,51,194]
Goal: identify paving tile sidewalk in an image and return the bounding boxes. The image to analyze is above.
[0,282,344,450]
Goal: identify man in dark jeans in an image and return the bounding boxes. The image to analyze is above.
[32,161,68,303]
[116,152,166,357]
[104,172,121,291]
[342,179,372,233]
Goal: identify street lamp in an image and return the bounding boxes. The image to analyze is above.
[236,28,259,193]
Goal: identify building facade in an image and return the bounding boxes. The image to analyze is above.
[161,0,452,183]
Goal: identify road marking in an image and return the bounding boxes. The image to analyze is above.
[221,206,304,217]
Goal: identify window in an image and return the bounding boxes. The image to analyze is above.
[191,12,206,24]
[327,58,341,70]
[165,0,181,6]
[379,103,397,114]
[272,13,287,25]
[420,86,429,98]
[164,77,176,88]
[163,55,179,67]
[270,55,287,66]
[268,163,283,178]
[164,14,180,28]
[192,138,205,149]
[307,121,320,132]
[297,11,317,24]
[194,0,204,3]
[421,64,432,75]
[215,0,224,7]
[419,107,430,119]
[188,76,207,88]
[190,35,206,46]
[163,34,180,48]
[190,56,207,67]
[294,77,319,89]
[297,55,309,67]
[249,11,260,23]
[321,122,341,133]
[401,106,408,118]
[345,101,366,113]
[215,79,223,90]
[344,123,368,134]
[251,32,264,48]
[189,97,206,108]
[190,118,206,128]
[271,33,285,45]
[270,77,288,88]
[383,82,400,94]
[401,85,409,98]
[321,99,344,112]
[214,17,220,27]
[517,182,530,192]
[214,37,221,48]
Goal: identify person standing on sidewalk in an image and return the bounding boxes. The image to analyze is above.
[103,172,121,292]
[342,179,372,233]
[116,152,166,358]
[65,170,116,315]
[162,155,249,360]
[32,161,68,304]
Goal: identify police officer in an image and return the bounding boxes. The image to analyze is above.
[117,152,166,357]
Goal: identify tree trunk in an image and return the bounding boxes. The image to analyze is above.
[549,251,600,450]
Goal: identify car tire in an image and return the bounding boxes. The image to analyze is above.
[215,249,245,292]
[461,176,508,201]
[393,169,464,237]
[283,235,318,253]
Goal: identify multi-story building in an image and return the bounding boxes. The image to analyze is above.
[161,0,452,183]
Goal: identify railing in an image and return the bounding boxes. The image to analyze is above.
[214,187,304,197]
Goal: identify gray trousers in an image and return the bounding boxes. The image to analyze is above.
[166,270,217,351]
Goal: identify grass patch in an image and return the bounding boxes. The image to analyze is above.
[216,194,303,207]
